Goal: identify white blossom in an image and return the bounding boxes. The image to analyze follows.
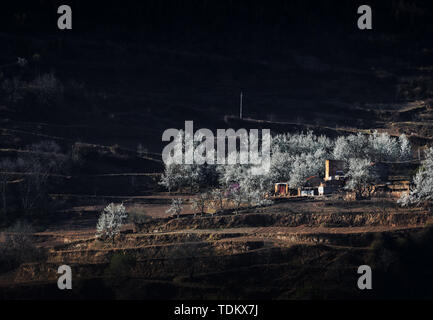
[96,203,127,239]
[166,198,183,218]
[398,148,433,206]
[344,158,379,199]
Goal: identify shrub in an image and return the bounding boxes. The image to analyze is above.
[128,211,151,231]
[103,253,136,289]
[1,73,64,108]
[166,198,183,218]
[28,73,64,105]
[104,253,136,279]
[0,221,47,274]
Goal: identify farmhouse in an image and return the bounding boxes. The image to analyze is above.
[274,160,347,197]
[275,183,288,196]
[299,175,321,196]
[274,182,298,196]
[318,179,345,195]
[273,159,414,199]
[325,159,347,180]
[274,177,321,197]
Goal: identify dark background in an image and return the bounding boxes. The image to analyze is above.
[0,1,433,300]
[2,1,433,36]
[0,0,432,162]
[0,1,432,158]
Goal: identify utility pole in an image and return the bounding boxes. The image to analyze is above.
[239,91,243,119]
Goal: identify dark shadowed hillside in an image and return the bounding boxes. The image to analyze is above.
[0,1,433,301]
[0,1,432,158]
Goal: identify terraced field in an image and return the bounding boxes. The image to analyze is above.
[1,200,431,299]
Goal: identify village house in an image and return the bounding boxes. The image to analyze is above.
[274,159,348,197]
[273,159,413,199]
[274,182,299,196]
[325,159,346,180]
[318,159,347,195]
[299,175,321,196]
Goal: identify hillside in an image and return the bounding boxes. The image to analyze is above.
[0,1,433,300]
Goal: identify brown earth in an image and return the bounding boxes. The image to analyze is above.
[0,199,431,299]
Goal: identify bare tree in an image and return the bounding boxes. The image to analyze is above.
[228,185,244,214]
[209,189,225,214]
[17,141,67,214]
[191,192,209,216]
[0,159,15,220]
